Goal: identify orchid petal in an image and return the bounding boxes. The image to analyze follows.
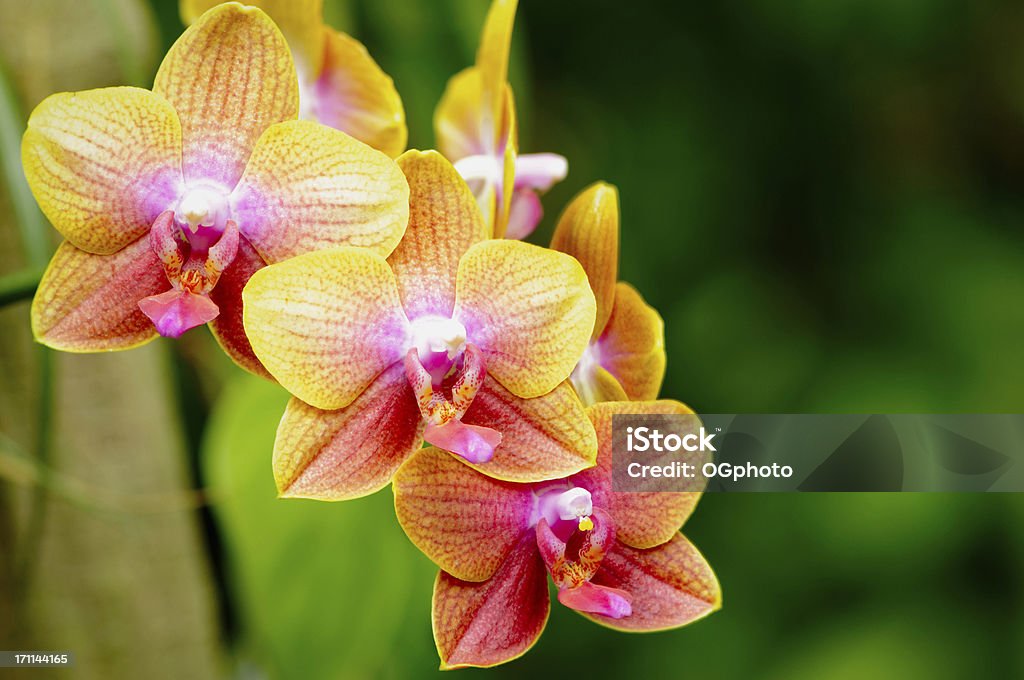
[138,288,219,338]
[504,188,542,241]
[231,119,409,263]
[242,248,411,410]
[454,240,596,399]
[476,0,517,152]
[181,0,325,78]
[208,238,270,378]
[494,88,518,238]
[573,401,702,549]
[423,420,501,465]
[21,87,182,255]
[515,153,568,192]
[558,582,633,619]
[460,376,597,482]
[274,362,423,500]
[432,533,549,670]
[387,150,488,320]
[154,4,298,187]
[599,282,667,401]
[393,446,534,582]
[312,28,407,158]
[31,239,169,351]
[550,182,619,338]
[572,362,629,406]
[434,67,486,160]
[585,534,721,632]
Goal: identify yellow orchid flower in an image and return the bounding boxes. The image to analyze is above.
[242,150,598,500]
[23,4,409,376]
[551,182,667,404]
[181,0,407,157]
[435,0,568,239]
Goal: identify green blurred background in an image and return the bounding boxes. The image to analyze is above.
[2,0,1023,677]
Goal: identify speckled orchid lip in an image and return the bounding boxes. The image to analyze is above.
[392,401,721,670]
[24,3,409,374]
[242,150,598,500]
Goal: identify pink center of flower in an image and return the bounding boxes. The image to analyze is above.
[535,486,633,619]
[403,316,501,464]
[137,184,239,338]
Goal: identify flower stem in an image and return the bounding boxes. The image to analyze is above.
[0,268,42,308]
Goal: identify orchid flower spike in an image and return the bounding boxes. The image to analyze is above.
[242,150,599,500]
[551,182,667,404]
[435,0,568,240]
[181,0,407,157]
[23,4,409,376]
[393,400,721,669]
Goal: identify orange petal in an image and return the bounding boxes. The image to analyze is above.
[432,534,550,670]
[393,446,535,582]
[572,401,702,549]
[454,240,595,399]
[585,534,721,632]
[21,87,183,255]
[311,28,407,158]
[274,363,423,500]
[231,119,409,263]
[550,182,619,338]
[599,282,667,401]
[181,0,325,78]
[31,238,169,351]
[154,3,298,188]
[461,377,597,482]
[208,238,271,378]
[242,248,410,411]
[388,150,488,320]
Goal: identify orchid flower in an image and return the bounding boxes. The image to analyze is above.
[22,4,409,376]
[181,0,406,157]
[241,150,598,499]
[393,400,720,669]
[551,182,667,405]
[435,0,568,240]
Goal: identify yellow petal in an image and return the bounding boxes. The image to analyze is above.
[242,248,410,410]
[454,240,596,399]
[231,119,409,263]
[575,401,701,549]
[434,67,486,161]
[600,282,667,401]
[388,150,488,320]
[493,87,518,238]
[31,239,169,352]
[22,87,182,255]
[274,363,423,500]
[476,0,517,151]
[155,3,298,188]
[550,182,619,338]
[312,28,407,158]
[572,362,628,406]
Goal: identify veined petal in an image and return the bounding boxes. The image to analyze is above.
[388,150,488,319]
[461,377,597,482]
[585,534,721,632]
[454,240,596,399]
[476,0,517,152]
[312,28,407,158]
[154,4,298,187]
[31,239,169,351]
[231,119,409,263]
[208,238,270,378]
[22,87,182,255]
[242,248,411,410]
[550,182,619,338]
[274,363,423,500]
[393,446,534,582]
[432,533,549,670]
[599,282,667,401]
[573,401,702,549]
[180,0,325,78]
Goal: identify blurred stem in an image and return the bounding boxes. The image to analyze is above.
[0,268,42,307]
[92,0,150,87]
